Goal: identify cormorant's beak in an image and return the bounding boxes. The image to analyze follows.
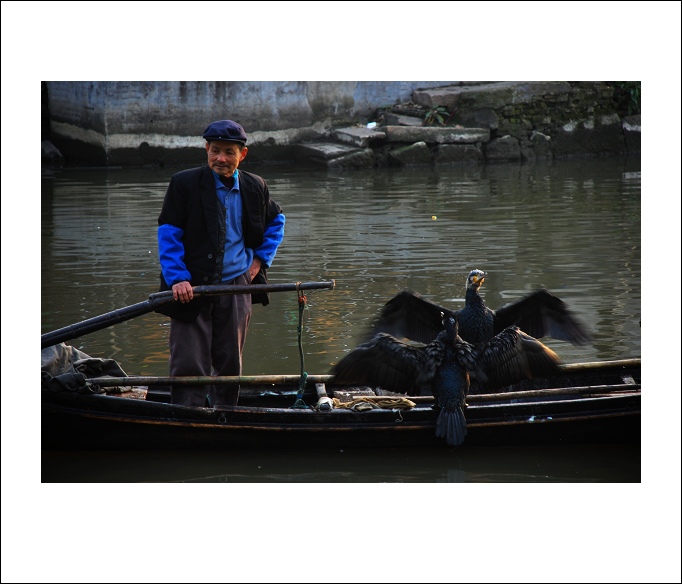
[473,272,487,284]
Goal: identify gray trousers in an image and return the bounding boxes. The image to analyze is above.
[169,273,252,407]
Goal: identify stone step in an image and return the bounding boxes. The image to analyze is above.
[412,81,573,109]
[294,142,375,169]
[382,125,489,144]
[332,126,386,148]
[332,125,489,146]
[382,113,423,127]
[295,142,362,160]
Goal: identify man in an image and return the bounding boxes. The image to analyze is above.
[156,120,285,407]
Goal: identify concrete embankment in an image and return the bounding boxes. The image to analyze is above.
[42,81,640,169]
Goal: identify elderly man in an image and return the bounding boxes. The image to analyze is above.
[157,120,285,407]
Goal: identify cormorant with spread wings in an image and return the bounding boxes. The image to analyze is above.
[331,315,562,447]
[365,269,592,347]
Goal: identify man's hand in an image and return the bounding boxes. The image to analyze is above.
[172,281,193,303]
[248,258,262,281]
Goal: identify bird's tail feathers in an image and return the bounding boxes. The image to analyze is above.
[435,407,467,446]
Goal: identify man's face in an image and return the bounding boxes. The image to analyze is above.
[206,141,248,177]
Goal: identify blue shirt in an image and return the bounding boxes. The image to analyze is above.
[214,169,253,281]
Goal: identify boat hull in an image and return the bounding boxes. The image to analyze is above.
[42,386,640,451]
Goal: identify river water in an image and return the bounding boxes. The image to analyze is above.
[40,156,641,483]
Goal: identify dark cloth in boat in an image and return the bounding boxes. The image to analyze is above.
[41,343,128,394]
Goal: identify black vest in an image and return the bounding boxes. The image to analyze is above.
[156,165,282,321]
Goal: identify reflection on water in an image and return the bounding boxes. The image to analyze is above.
[42,444,640,483]
[41,157,641,482]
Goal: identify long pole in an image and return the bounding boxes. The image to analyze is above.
[41,280,336,349]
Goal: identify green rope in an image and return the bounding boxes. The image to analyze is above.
[290,289,310,409]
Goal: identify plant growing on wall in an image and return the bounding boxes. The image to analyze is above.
[423,105,452,126]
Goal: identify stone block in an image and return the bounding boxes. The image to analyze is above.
[434,144,483,165]
[327,149,375,169]
[332,126,386,148]
[383,126,489,144]
[412,81,573,110]
[459,107,499,130]
[382,113,424,127]
[485,135,521,161]
[388,141,432,166]
[294,142,361,161]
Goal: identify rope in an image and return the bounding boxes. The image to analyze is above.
[331,396,416,411]
[290,284,311,409]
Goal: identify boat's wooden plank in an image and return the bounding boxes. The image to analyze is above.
[86,358,641,388]
[315,384,640,404]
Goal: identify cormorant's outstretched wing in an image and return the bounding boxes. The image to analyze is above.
[473,326,562,389]
[364,290,455,344]
[492,289,593,346]
[331,333,433,394]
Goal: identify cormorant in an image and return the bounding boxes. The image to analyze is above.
[365,269,592,347]
[331,315,562,447]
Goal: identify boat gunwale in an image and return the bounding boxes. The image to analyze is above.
[41,358,641,449]
[42,388,641,424]
[42,399,640,433]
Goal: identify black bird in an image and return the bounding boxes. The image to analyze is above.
[365,269,592,347]
[331,316,562,447]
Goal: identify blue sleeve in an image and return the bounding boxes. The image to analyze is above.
[158,224,192,286]
[253,213,285,268]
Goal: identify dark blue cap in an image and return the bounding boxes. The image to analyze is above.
[202,120,247,144]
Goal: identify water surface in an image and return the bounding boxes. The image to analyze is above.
[40,156,642,483]
[41,157,641,377]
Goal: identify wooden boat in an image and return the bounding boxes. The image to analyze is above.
[40,281,640,451]
[41,358,640,451]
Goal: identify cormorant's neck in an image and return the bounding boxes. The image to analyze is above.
[465,286,485,306]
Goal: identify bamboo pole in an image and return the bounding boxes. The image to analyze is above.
[556,358,641,371]
[89,374,335,387]
[86,358,640,388]
[94,378,639,404]
[41,280,336,349]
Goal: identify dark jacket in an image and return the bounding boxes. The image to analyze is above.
[156,165,283,321]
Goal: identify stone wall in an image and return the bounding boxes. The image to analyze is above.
[42,81,641,168]
[43,81,454,167]
[411,81,637,161]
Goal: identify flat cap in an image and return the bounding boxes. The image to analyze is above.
[202,120,247,144]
